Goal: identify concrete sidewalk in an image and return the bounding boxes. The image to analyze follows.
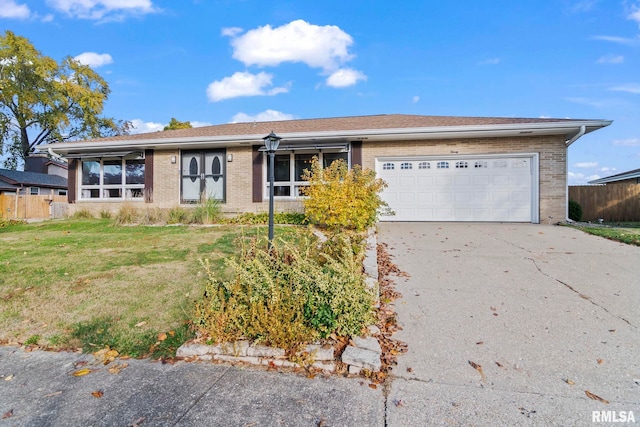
[379,223,640,426]
[0,346,384,426]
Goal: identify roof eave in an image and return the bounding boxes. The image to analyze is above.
[41,119,612,156]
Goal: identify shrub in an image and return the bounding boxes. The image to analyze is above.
[99,209,112,219]
[141,207,166,224]
[301,158,389,231]
[114,204,139,225]
[568,199,583,222]
[0,214,26,228]
[167,206,190,224]
[192,196,222,224]
[72,208,94,219]
[222,211,307,225]
[194,233,375,351]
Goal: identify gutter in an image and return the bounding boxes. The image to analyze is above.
[565,125,586,147]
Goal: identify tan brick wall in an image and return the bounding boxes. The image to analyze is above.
[361,135,567,222]
[70,135,567,222]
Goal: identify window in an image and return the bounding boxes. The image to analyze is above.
[79,155,145,200]
[494,160,507,168]
[181,150,225,203]
[474,161,488,168]
[57,189,67,196]
[418,162,430,169]
[382,162,395,170]
[437,161,450,169]
[455,161,468,168]
[400,162,413,170]
[266,150,348,198]
[30,187,40,195]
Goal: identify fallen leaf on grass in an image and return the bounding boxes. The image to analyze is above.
[157,332,167,341]
[91,390,104,398]
[135,321,147,328]
[108,362,129,374]
[2,409,13,419]
[72,368,92,377]
[585,390,609,404]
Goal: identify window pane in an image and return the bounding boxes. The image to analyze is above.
[323,152,348,169]
[274,186,291,197]
[82,161,100,185]
[126,159,145,184]
[104,160,122,185]
[295,154,314,181]
[269,154,290,182]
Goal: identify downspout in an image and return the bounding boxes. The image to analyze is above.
[565,125,586,222]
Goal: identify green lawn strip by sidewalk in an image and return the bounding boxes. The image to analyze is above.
[573,225,640,246]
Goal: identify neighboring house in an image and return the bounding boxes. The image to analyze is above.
[41,114,611,223]
[588,168,640,185]
[0,168,68,196]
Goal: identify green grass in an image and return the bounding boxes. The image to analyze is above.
[0,218,304,358]
[573,225,640,246]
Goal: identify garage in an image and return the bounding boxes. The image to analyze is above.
[377,154,539,222]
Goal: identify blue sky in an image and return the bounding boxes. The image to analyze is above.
[1,0,639,184]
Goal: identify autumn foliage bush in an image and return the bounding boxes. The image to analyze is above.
[301,158,390,231]
[193,233,375,351]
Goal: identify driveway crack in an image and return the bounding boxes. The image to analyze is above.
[172,365,232,426]
[525,257,635,328]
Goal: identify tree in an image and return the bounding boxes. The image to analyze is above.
[0,31,130,169]
[163,117,192,131]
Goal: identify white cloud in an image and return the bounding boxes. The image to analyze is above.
[73,52,113,68]
[568,171,601,185]
[628,4,640,25]
[190,121,212,128]
[231,110,295,123]
[599,167,617,173]
[412,96,420,103]
[46,0,157,20]
[478,58,500,65]
[574,162,598,168]
[221,27,243,37]
[129,119,164,134]
[0,0,30,18]
[613,138,640,146]
[206,71,289,102]
[610,83,640,94]
[592,35,640,46]
[326,68,366,88]
[597,54,624,64]
[229,19,355,72]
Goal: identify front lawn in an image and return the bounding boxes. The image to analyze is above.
[0,219,298,357]
[571,223,640,246]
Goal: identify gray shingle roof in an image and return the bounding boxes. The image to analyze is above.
[0,169,68,189]
[588,168,640,184]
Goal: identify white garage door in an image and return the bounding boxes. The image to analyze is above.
[377,155,537,222]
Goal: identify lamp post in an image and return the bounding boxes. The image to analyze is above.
[263,131,281,249]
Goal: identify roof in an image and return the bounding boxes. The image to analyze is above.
[589,168,640,184]
[0,169,68,189]
[40,114,612,156]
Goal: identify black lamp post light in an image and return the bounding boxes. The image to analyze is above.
[263,131,281,249]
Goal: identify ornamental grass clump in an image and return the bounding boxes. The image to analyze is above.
[194,233,375,352]
[301,158,390,231]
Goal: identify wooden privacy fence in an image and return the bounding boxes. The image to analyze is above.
[0,194,68,220]
[569,184,640,222]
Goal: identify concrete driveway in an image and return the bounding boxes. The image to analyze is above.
[378,222,640,426]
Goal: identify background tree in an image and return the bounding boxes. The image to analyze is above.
[0,31,130,169]
[163,117,192,131]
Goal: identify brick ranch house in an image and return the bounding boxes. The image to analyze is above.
[41,114,611,223]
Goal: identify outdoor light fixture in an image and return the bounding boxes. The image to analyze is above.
[170,155,177,164]
[263,131,281,249]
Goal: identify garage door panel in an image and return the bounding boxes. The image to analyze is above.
[378,156,533,222]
